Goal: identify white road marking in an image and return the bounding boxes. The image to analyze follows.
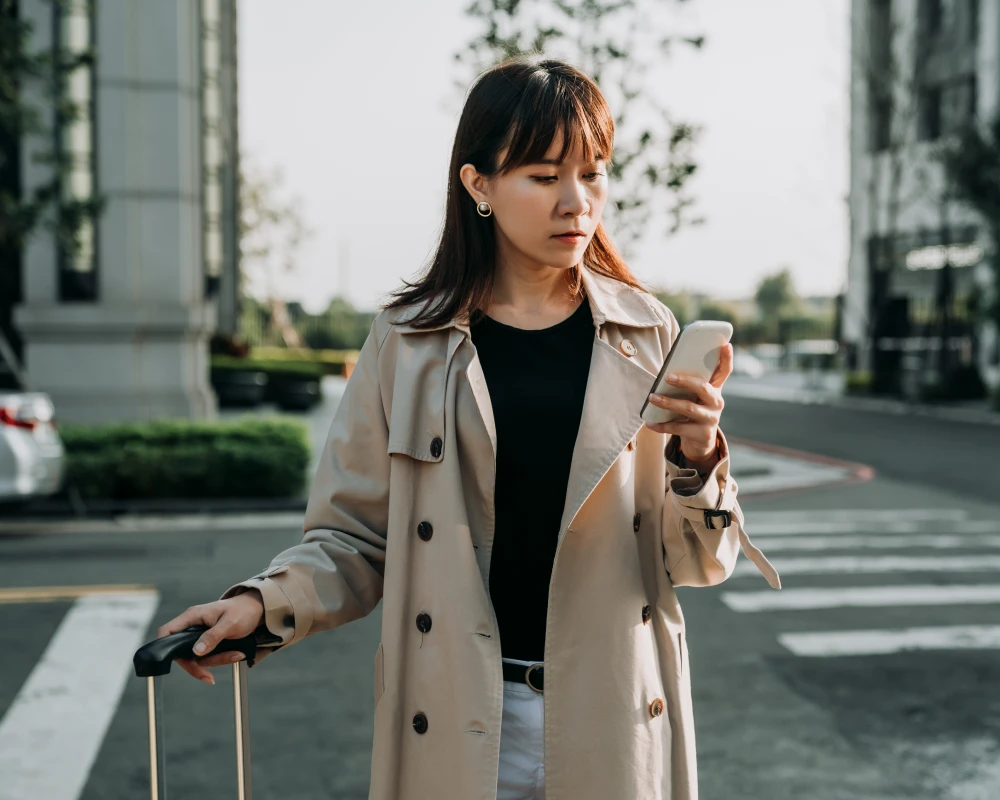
[733,554,1000,577]
[721,584,1000,612]
[748,509,968,524]
[751,534,1000,552]
[778,625,1000,657]
[745,519,1000,536]
[0,591,160,800]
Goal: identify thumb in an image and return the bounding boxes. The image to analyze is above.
[192,612,233,657]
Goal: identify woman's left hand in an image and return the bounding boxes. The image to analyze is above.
[643,343,733,471]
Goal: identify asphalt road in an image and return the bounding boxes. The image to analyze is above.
[722,395,1000,502]
[0,395,997,799]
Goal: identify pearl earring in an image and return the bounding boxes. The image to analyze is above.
[476,201,492,218]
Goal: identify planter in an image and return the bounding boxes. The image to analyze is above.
[269,375,322,412]
[210,369,268,408]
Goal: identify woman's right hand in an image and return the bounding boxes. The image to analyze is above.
[156,590,265,685]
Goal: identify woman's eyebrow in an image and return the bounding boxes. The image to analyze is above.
[531,155,607,165]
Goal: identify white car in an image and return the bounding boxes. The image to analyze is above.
[0,392,65,504]
[731,348,766,379]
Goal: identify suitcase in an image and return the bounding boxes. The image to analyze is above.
[133,626,258,799]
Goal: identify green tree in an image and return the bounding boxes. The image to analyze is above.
[652,290,693,327]
[697,299,738,325]
[239,156,313,349]
[754,268,800,321]
[454,0,704,258]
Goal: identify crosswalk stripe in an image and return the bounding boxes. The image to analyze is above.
[0,585,156,604]
[721,584,1000,612]
[733,554,1000,577]
[748,509,968,524]
[778,625,1000,657]
[0,591,160,800]
[751,534,1000,552]
[746,519,1000,536]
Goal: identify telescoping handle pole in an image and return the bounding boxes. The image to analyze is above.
[133,626,258,800]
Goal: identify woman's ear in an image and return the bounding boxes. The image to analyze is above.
[459,163,489,205]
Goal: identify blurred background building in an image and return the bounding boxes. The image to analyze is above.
[844,0,1000,399]
[3,0,240,423]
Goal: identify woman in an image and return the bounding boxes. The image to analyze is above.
[159,55,780,800]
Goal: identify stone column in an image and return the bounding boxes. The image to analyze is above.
[15,0,225,424]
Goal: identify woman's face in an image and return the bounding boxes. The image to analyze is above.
[459,130,609,272]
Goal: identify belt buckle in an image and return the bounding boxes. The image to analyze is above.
[524,663,544,694]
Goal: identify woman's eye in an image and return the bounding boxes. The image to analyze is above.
[532,173,604,184]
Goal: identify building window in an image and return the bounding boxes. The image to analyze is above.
[917,85,942,141]
[967,0,978,44]
[919,0,943,35]
[201,0,224,297]
[867,0,893,152]
[942,75,977,132]
[56,0,97,301]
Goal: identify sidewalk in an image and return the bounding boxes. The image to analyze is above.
[0,437,870,536]
[726,370,1000,427]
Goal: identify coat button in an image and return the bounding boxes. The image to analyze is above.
[416,613,432,633]
[649,698,664,717]
[633,512,641,532]
[430,437,443,458]
[412,712,428,734]
[417,521,433,541]
[642,604,652,624]
[619,339,636,357]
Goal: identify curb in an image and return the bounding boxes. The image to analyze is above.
[729,436,876,500]
[0,510,305,537]
[0,496,307,521]
[726,380,1000,427]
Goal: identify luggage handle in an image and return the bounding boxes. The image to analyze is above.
[133,625,256,800]
[133,625,257,677]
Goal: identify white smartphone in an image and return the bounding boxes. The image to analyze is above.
[639,320,733,425]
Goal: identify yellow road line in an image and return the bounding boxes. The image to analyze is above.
[0,585,157,604]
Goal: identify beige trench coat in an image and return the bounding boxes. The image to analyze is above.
[222,264,781,800]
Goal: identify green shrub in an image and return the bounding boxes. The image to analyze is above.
[210,355,324,378]
[249,347,359,376]
[844,370,872,395]
[60,418,311,500]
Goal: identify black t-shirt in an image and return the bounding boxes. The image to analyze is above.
[470,297,594,662]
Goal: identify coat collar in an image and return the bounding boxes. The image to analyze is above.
[392,264,663,334]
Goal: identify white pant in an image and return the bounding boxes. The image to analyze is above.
[496,657,546,800]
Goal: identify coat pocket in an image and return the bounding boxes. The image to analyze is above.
[374,642,385,708]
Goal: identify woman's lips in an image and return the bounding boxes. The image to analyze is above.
[553,233,585,243]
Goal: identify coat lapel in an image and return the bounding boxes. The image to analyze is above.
[556,334,657,539]
[395,265,666,539]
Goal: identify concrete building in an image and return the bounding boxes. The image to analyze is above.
[7,0,240,423]
[844,0,1000,398]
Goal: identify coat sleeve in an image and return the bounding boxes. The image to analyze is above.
[660,429,781,589]
[219,317,391,664]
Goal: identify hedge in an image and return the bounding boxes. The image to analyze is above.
[248,347,360,376]
[211,355,324,378]
[59,418,311,500]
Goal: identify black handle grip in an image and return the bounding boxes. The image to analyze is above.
[133,625,257,677]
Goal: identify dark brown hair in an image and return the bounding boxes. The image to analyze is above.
[382,54,648,329]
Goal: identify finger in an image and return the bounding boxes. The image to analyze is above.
[647,393,719,423]
[653,378,722,410]
[156,605,217,640]
[196,651,248,669]
[710,344,734,388]
[644,420,707,441]
[191,612,235,658]
[176,657,215,686]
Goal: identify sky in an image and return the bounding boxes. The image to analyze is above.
[238,0,850,313]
